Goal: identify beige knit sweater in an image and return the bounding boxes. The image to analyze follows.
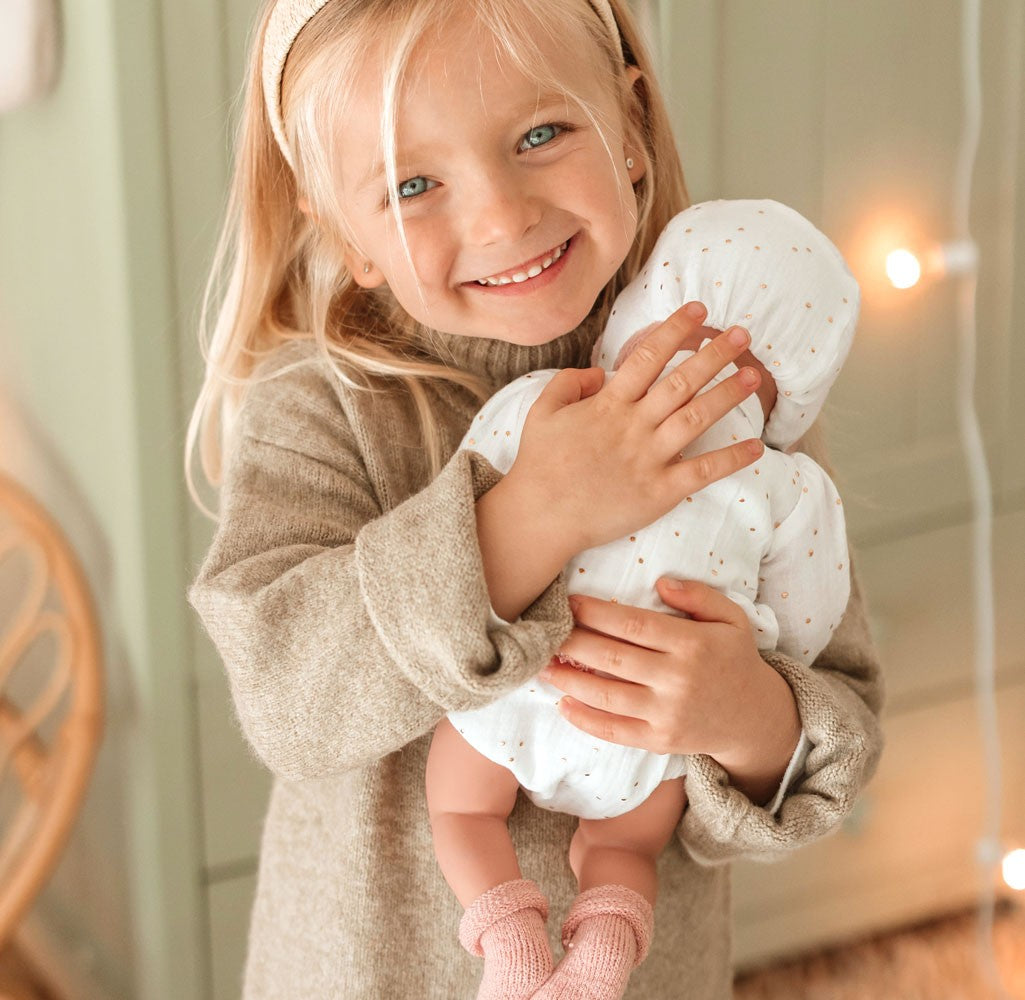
[189,323,884,999]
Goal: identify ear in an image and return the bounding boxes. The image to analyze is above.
[342,247,387,289]
[297,196,386,288]
[622,65,647,184]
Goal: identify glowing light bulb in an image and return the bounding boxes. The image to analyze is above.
[885,248,922,289]
[1003,848,1025,891]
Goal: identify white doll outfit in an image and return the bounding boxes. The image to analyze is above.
[449,199,860,821]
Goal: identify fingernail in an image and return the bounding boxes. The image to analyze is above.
[661,577,686,590]
[746,439,764,456]
[728,326,750,347]
[740,366,759,386]
[684,301,707,320]
[568,596,582,613]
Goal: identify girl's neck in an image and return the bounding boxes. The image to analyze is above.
[412,320,599,386]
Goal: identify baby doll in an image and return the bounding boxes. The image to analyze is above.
[428,198,860,994]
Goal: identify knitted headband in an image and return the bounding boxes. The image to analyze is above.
[261,0,625,169]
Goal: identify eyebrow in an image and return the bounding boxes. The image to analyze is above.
[356,91,576,193]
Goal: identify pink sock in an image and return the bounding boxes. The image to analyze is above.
[533,885,654,1000]
[459,878,554,1000]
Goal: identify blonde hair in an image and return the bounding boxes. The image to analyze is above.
[186,0,689,515]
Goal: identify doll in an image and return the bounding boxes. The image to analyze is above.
[428,197,860,992]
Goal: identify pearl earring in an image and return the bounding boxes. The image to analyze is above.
[626,157,635,170]
[363,262,372,274]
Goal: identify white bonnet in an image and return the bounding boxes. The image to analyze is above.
[599,199,860,450]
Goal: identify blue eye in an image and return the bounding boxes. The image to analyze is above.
[520,123,562,151]
[397,176,434,199]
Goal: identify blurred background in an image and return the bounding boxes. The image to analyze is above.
[0,1,1022,998]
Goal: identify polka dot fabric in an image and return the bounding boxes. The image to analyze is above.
[449,199,855,821]
[596,199,860,451]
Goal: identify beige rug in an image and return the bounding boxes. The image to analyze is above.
[734,902,1025,999]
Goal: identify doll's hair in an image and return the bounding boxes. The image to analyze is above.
[186,0,688,514]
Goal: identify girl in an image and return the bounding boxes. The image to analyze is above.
[187,2,884,998]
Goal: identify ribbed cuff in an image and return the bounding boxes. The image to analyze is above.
[459,879,550,957]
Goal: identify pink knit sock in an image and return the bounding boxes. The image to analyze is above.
[533,885,654,1000]
[459,879,553,1000]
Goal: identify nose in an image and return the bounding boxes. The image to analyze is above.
[461,165,542,247]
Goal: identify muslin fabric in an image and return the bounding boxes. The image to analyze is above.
[448,200,854,819]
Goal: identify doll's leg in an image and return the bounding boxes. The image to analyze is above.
[427,718,553,999]
[426,716,524,906]
[534,778,687,1000]
[568,775,688,905]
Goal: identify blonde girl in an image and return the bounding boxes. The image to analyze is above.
[187,2,884,998]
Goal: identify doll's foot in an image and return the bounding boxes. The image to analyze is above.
[533,885,653,1000]
[459,878,553,1000]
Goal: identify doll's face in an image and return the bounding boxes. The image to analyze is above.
[332,8,644,346]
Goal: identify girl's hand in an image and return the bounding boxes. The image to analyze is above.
[538,578,803,806]
[505,302,763,559]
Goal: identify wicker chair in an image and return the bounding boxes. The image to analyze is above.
[0,474,104,999]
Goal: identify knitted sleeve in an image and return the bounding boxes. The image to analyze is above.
[676,428,884,862]
[187,357,573,781]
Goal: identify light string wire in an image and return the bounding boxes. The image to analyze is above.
[953,0,1010,993]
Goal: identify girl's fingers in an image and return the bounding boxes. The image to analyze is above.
[642,325,753,425]
[559,595,675,657]
[547,624,662,686]
[529,366,606,417]
[655,578,751,628]
[653,366,760,459]
[670,438,763,497]
[555,696,654,752]
[540,655,651,717]
[604,302,711,403]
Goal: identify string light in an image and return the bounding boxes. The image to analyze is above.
[1003,849,1025,892]
[884,0,1015,992]
[884,239,979,289]
[884,249,922,288]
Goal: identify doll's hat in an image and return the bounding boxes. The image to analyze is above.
[603,199,860,450]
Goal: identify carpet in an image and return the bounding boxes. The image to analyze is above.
[733,901,1025,999]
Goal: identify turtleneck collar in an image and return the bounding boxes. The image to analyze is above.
[411,320,600,387]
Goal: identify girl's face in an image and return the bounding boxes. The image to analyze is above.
[334,10,643,345]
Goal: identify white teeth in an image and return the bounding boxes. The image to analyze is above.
[476,241,568,286]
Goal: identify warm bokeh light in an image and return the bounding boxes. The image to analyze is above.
[844,205,929,308]
[1003,848,1025,891]
[885,248,922,289]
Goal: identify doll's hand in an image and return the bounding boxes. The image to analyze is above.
[505,303,763,557]
[539,579,802,806]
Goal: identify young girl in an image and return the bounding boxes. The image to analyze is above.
[187,2,884,998]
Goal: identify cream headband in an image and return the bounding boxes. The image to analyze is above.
[261,0,625,169]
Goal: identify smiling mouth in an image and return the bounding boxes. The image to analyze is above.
[472,240,570,286]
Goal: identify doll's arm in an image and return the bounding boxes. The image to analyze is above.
[188,354,572,782]
[756,451,851,666]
